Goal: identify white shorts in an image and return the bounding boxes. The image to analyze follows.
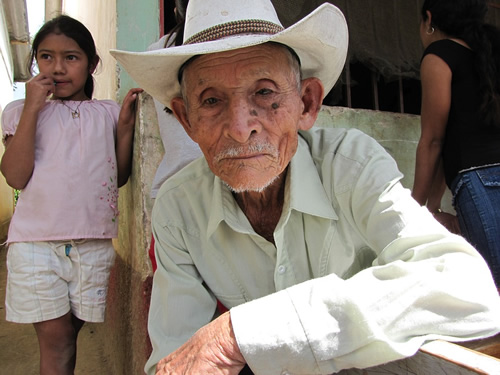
[5,239,116,323]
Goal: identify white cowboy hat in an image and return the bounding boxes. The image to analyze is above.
[110,0,348,108]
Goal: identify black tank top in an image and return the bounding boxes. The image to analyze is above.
[422,39,500,187]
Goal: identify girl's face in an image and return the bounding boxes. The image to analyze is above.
[36,32,92,100]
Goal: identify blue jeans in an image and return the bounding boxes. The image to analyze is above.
[452,165,500,287]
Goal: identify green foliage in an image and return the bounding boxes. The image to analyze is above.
[14,189,19,206]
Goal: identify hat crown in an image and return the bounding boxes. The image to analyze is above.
[184,0,283,44]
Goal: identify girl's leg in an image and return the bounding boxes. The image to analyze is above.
[33,312,85,375]
[454,167,500,287]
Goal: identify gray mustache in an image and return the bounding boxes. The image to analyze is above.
[214,142,278,162]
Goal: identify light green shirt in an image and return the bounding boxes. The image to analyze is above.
[146,127,500,375]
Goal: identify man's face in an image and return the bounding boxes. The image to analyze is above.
[173,43,311,193]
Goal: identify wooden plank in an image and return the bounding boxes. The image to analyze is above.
[338,339,500,374]
[460,333,500,359]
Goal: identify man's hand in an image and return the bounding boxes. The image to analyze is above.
[155,312,246,375]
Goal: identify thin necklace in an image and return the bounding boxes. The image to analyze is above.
[60,100,85,119]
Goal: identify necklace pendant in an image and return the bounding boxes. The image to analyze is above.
[72,111,80,119]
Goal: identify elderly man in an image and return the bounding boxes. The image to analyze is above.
[112,1,500,374]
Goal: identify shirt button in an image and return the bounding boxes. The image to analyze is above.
[278,265,286,274]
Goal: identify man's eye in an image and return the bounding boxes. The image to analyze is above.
[256,88,273,96]
[203,97,219,105]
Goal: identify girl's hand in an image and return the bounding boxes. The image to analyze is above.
[118,88,144,130]
[24,73,55,113]
[433,211,461,235]
[0,74,54,189]
[115,88,143,187]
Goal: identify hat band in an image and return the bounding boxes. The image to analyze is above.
[184,19,284,45]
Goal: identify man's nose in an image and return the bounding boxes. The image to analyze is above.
[224,97,262,143]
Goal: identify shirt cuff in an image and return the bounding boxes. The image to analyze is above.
[230,288,320,375]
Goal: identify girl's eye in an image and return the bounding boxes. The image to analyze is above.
[39,54,51,60]
[66,55,77,61]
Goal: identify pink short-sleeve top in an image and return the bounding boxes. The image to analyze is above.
[2,99,121,243]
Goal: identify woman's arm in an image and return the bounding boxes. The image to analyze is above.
[412,53,452,208]
[115,88,143,187]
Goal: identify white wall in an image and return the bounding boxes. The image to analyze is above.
[0,2,14,110]
[62,1,117,100]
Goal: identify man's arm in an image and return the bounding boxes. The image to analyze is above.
[155,312,245,375]
[148,130,500,375]
[228,133,500,374]
[145,201,223,375]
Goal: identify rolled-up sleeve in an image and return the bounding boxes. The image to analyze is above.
[231,129,500,374]
[232,216,500,374]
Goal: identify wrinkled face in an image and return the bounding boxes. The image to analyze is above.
[36,32,91,100]
[173,44,311,193]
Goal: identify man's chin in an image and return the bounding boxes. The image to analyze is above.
[223,175,279,194]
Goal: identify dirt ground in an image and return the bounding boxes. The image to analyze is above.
[0,245,112,375]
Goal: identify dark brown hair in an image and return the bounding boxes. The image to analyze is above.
[29,15,100,98]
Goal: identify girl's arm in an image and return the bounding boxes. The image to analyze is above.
[412,54,451,210]
[1,74,55,189]
[116,88,143,187]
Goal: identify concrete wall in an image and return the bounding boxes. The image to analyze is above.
[316,106,454,212]
[111,1,162,373]
[115,0,160,101]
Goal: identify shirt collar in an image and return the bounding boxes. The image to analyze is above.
[207,134,338,238]
[287,135,337,219]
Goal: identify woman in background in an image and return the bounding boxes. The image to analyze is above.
[412,0,500,286]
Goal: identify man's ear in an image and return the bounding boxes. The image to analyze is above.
[171,97,197,141]
[298,77,324,131]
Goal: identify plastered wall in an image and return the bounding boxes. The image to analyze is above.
[61,1,118,101]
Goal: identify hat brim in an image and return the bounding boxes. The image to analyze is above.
[110,3,348,108]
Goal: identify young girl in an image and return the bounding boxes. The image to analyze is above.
[1,15,142,374]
